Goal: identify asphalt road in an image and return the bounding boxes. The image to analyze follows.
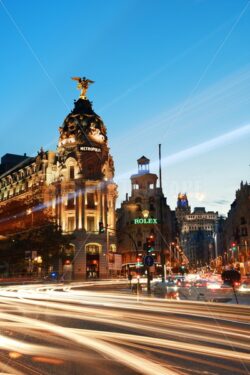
[0,281,249,375]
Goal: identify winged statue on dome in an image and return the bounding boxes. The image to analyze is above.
[71,76,94,99]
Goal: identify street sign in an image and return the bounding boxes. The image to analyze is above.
[144,255,154,267]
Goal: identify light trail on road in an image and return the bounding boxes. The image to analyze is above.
[0,281,249,375]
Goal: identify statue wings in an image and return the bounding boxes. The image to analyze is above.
[71,77,94,84]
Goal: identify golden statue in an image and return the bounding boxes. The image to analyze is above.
[71,77,94,99]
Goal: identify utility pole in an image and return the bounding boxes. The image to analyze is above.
[159,144,165,282]
[106,225,110,278]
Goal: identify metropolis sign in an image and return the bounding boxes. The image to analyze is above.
[132,218,158,224]
[80,146,101,152]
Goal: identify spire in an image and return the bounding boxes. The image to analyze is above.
[177,193,189,208]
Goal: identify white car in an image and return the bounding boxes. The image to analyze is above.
[189,279,233,302]
[237,280,250,293]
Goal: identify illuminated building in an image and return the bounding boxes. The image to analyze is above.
[0,78,118,279]
[223,181,250,274]
[116,156,180,274]
[175,193,191,225]
[175,194,218,267]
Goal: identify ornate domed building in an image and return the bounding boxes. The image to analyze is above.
[55,78,118,279]
[0,78,118,279]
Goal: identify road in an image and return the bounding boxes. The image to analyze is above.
[0,280,249,375]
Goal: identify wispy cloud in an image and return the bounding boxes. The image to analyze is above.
[213,199,230,205]
[115,123,250,182]
[160,123,250,167]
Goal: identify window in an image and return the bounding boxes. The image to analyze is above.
[69,166,75,180]
[149,203,155,211]
[87,216,95,232]
[110,244,116,253]
[87,193,95,209]
[240,217,246,225]
[67,192,75,209]
[68,217,75,232]
[86,244,99,254]
[241,227,248,236]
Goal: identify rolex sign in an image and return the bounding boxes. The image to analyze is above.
[133,218,158,224]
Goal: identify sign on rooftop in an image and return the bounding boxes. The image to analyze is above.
[132,218,158,224]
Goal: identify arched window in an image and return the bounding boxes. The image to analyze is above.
[65,243,75,257]
[64,157,78,181]
[86,243,101,254]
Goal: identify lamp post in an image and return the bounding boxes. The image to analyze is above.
[159,144,165,283]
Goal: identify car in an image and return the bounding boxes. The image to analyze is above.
[237,280,250,293]
[192,279,208,288]
[206,281,221,290]
[151,280,179,299]
[188,279,233,302]
[171,275,185,285]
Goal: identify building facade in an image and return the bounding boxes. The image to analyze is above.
[223,181,250,275]
[117,156,181,276]
[0,78,118,279]
[176,194,218,268]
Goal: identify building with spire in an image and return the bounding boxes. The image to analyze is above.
[0,78,118,279]
[175,193,191,226]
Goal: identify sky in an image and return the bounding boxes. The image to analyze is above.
[0,0,249,215]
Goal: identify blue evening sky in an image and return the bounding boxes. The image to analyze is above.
[0,0,250,215]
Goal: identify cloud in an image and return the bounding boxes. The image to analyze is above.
[160,123,250,167]
[213,199,230,205]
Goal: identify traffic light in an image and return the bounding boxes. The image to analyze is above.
[145,235,155,253]
[99,221,105,234]
[231,242,237,251]
[179,265,186,275]
[136,255,143,268]
[149,234,155,248]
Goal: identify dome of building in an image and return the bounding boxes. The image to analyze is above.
[58,98,108,150]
